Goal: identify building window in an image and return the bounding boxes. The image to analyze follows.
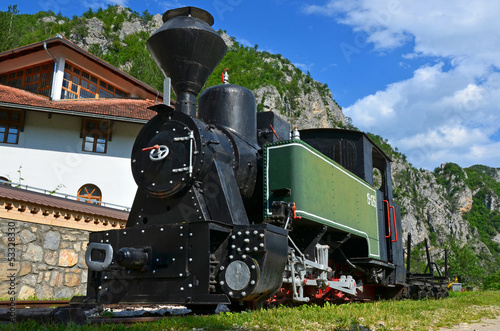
[77,184,102,203]
[0,176,10,186]
[82,119,110,153]
[0,62,54,98]
[61,62,128,100]
[0,109,24,144]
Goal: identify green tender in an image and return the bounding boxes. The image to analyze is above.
[264,140,380,258]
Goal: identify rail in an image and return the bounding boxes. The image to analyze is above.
[0,180,131,212]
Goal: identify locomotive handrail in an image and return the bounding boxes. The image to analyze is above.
[383,200,398,242]
[383,200,391,238]
[390,205,397,242]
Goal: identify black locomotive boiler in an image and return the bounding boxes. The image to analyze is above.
[79,7,448,311]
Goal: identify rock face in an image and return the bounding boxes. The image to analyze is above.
[0,219,89,299]
[391,159,497,266]
[253,83,345,130]
[219,32,345,130]
[69,6,163,54]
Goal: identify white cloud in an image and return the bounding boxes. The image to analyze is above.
[304,0,500,169]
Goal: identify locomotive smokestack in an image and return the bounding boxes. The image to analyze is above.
[147,7,227,116]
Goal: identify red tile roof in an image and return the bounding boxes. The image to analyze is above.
[0,84,158,122]
[0,184,129,221]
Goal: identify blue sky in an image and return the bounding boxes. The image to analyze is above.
[4,0,500,170]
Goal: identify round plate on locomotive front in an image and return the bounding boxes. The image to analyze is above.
[132,118,196,197]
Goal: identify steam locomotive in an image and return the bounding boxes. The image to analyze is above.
[79,6,448,312]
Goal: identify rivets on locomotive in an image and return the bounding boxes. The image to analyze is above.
[179,273,183,277]
[180,287,184,291]
[228,291,233,297]
[189,258,193,262]
[172,258,176,262]
[160,228,164,231]
[250,280,255,285]
[180,246,183,250]
[220,266,225,271]
[229,255,233,260]
[141,230,145,234]
[244,238,250,243]
[219,281,224,286]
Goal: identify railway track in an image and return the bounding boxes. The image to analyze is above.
[0,300,70,309]
[0,301,195,325]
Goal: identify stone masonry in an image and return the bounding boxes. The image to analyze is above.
[0,219,89,299]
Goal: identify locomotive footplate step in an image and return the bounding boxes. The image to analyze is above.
[349,258,395,269]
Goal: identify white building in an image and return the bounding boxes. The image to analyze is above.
[0,35,164,208]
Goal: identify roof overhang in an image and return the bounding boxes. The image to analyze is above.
[0,101,149,124]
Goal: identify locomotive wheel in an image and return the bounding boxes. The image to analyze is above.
[187,304,218,315]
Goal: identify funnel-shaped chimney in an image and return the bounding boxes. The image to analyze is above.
[147,7,227,116]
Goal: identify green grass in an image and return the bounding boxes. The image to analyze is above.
[3,291,500,330]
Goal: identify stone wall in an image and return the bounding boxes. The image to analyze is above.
[0,219,90,299]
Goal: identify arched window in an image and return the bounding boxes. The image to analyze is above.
[77,184,102,204]
[0,176,10,185]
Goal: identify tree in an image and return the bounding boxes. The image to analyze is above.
[0,5,20,52]
[483,270,500,290]
[447,240,485,286]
